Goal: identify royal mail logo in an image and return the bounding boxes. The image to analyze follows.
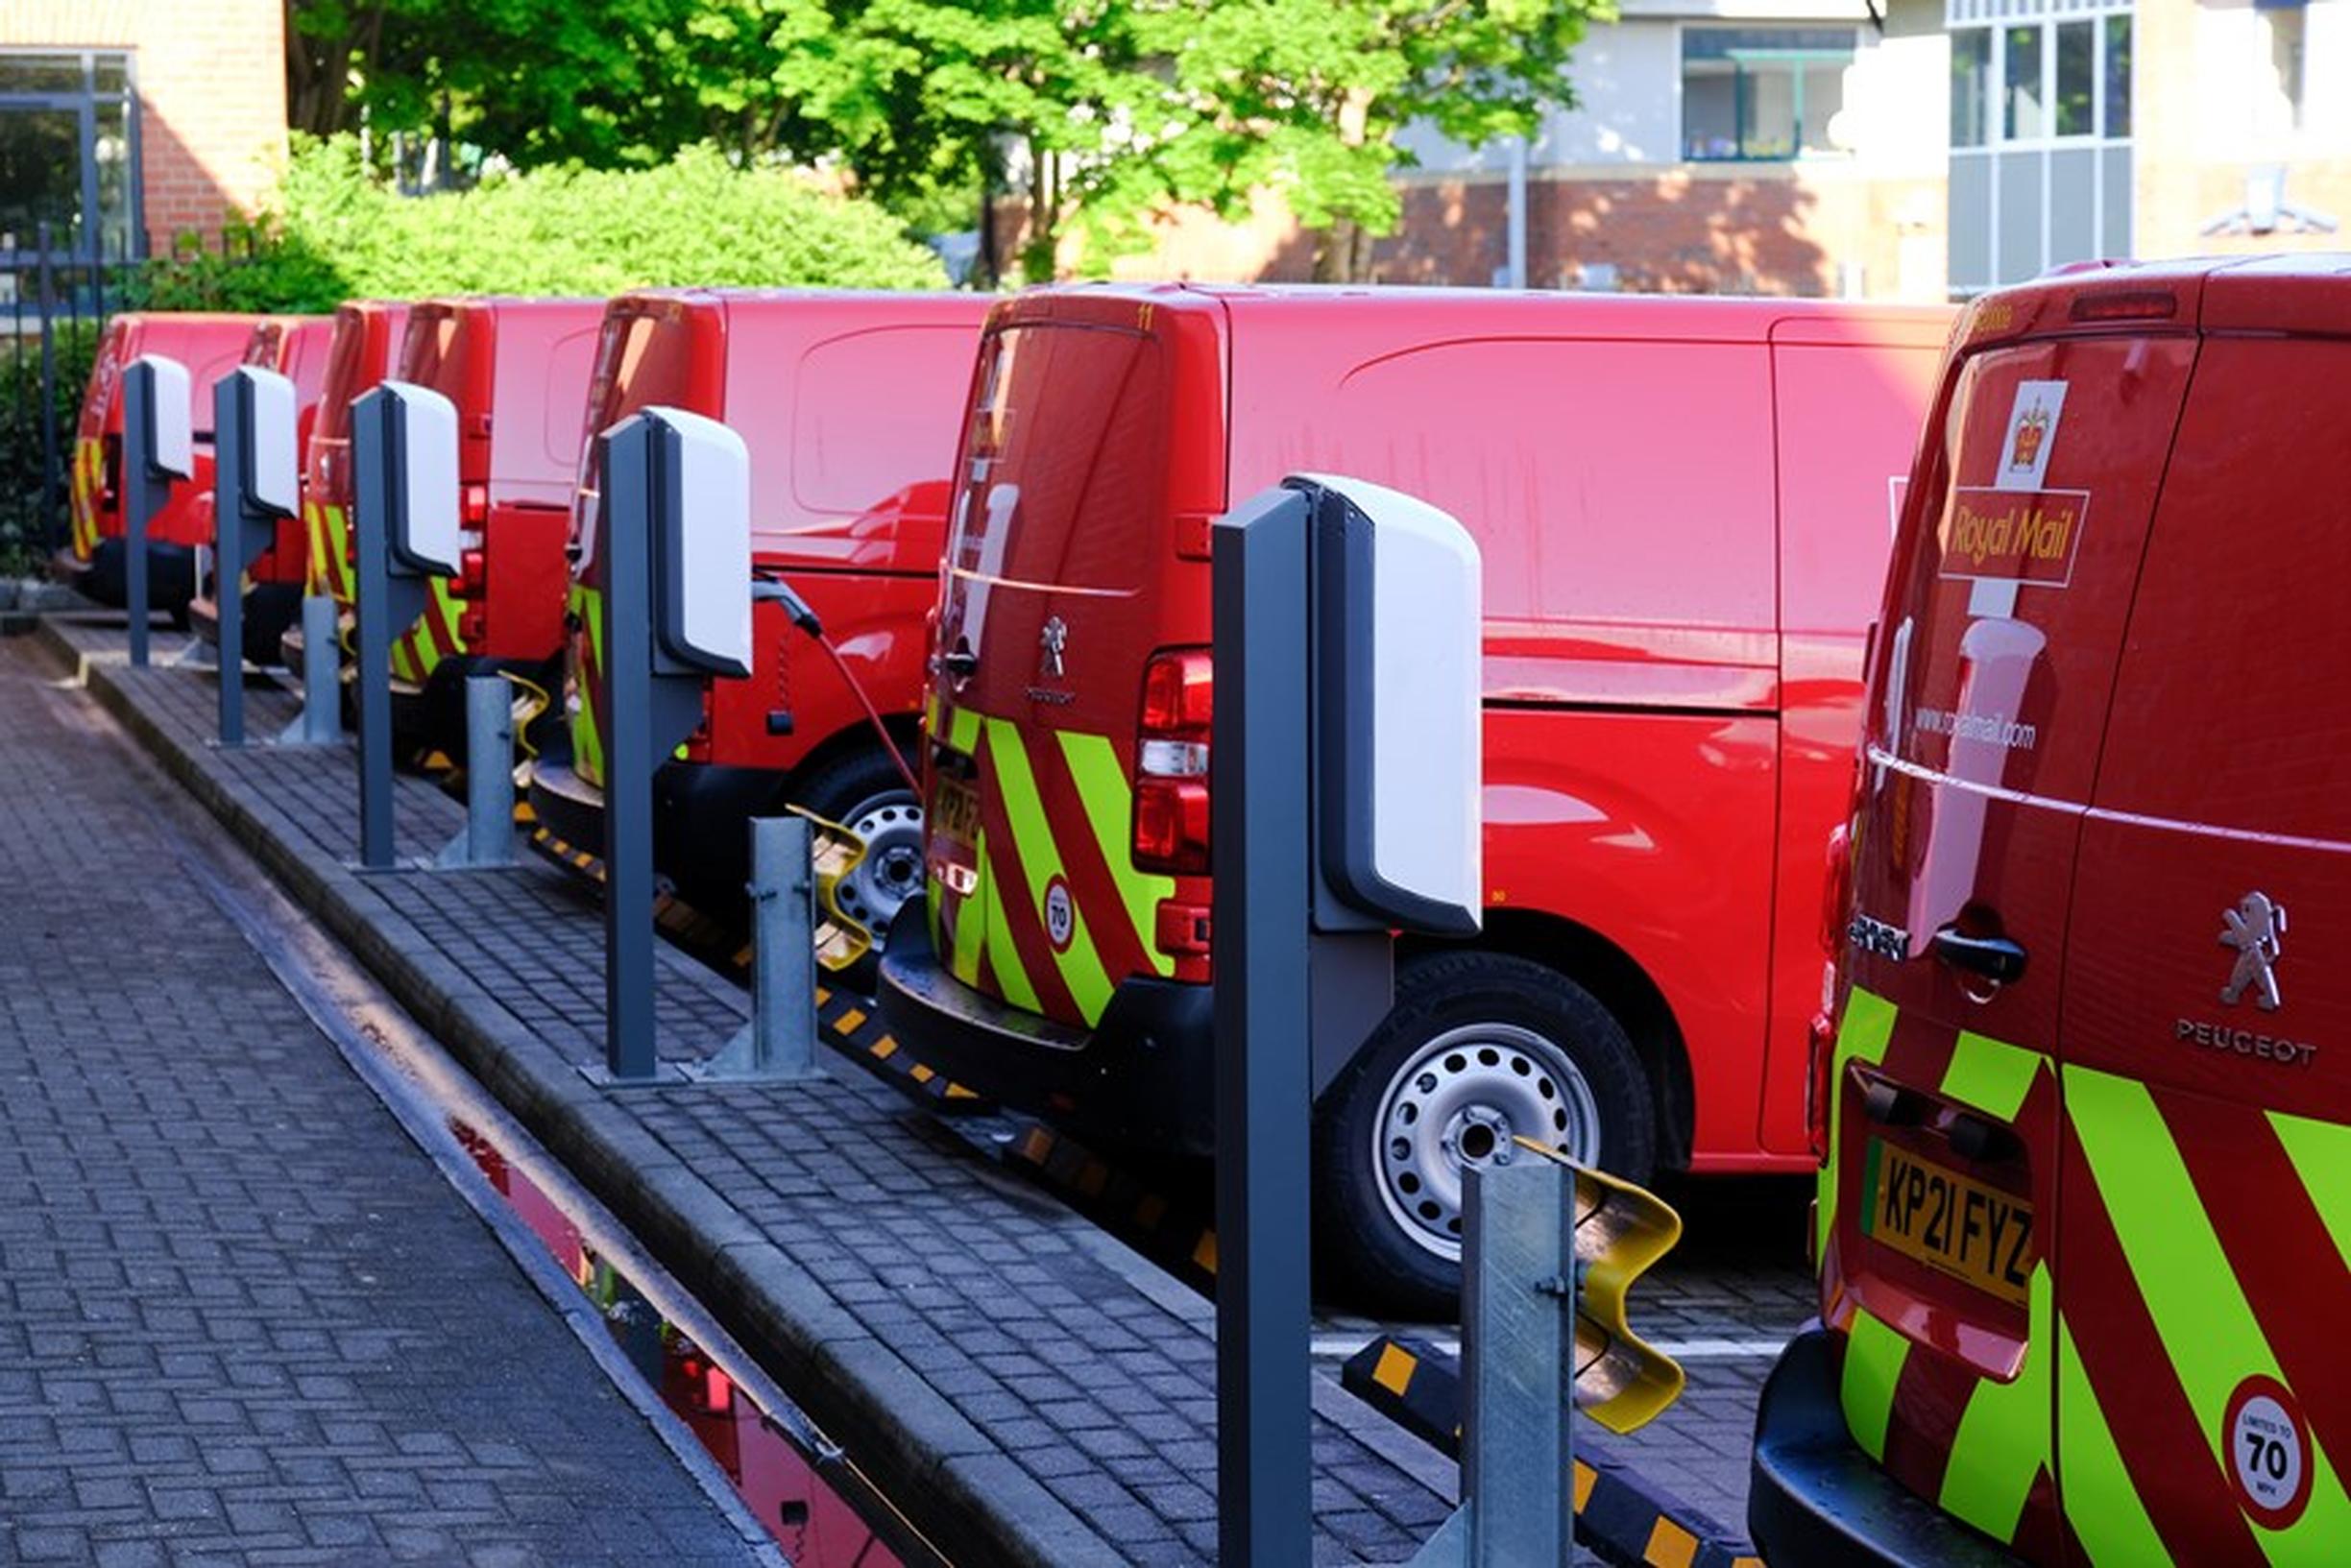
[1939,488,2091,588]
[2009,405,2050,471]
[1997,379,2068,492]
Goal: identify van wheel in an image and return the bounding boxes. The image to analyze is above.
[1314,952,1655,1317]
[792,744,924,957]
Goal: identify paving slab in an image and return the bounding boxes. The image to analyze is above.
[45,615,1459,1567]
[0,632,771,1568]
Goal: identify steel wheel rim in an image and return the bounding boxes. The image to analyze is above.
[830,790,925,943]
[1370,1022,1603,1263]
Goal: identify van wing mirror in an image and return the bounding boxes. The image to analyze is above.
[643,405,752,679]
[127,354,194,480]
[366,380,461,577]
[229,366,300,517]
[1296,472,1484,936]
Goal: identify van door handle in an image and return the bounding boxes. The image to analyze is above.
[1930,927,2028,987]
[940,643,979,680]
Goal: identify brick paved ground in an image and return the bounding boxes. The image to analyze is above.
[0,634,768,1568]
[51,618,1458,1565]
[51,615,1818,1562]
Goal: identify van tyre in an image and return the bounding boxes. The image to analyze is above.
[1313,952,1655,1317]
[792,743,925,969]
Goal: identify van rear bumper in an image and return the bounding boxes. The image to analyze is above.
[51,539,196,611]
[1749,1326,2026,1568]
[877,903,1215,1153]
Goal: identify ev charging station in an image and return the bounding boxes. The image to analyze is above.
[1210,473,1483,1566]
[351,379,461,871]
[586,405,752,1085]
[120,355,194,669]
[210,365,300,746]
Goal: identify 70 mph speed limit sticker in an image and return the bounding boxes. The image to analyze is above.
[2225,1375,2314,1530]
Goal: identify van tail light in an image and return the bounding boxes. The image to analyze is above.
[461,481,489,528]
[1821,820,1854,956]
[100,433,122,507]
[454,546,488,599]
[1133,648,1212,874]
[1806,1001,1837,1164]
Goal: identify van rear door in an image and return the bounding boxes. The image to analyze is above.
[2053,275,2351,1558]
[1828,289,2198,1559]
[925,295,1222,1028]
[563,296,724,789]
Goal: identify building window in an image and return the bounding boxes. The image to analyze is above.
[1682,28,1857,161]
[1952,12,2130,150]
[0,51,139,258]
[1952,30,1993,147]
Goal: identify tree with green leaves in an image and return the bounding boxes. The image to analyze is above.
[285,0,1600,282]
[764,0,1600,280]
[1119,0,1603,280]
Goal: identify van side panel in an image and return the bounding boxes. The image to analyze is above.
[2056,334,2351,1560]
[1232,318,1786,1168]
[1482,707,1780,1163]
[1759,338,1943,1154]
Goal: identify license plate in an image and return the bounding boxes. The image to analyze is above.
[933,778,982,847]
[1861,1138,2034,1307]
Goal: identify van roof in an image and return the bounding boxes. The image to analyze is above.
[987,282,1951,348]
[1955,253,2351,345]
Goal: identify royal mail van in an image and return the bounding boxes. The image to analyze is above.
[59,312,260,615]
[187,314,334,665]
[354,298,602,756]
[879,284,1951,1308]
[1748,257,2351,1563]
[279,301,410,675]
[527,288,991,927]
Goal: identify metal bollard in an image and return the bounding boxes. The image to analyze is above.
[1408,1157,1578,1568]
[691,814,824,1082]
[434,674,516,869]
[278,594,344,745]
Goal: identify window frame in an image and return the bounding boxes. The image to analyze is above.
[0,48,141,262]
[1677,24,1861,164]
[1949,9,2130,154]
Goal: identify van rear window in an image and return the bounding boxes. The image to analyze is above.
[949,324,1171,595]
[403,311,473,401]
[312,312,370,444]
[583,310,704,446]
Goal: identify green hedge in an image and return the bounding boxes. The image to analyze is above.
[0,322,102,573]
[138,139,950,313]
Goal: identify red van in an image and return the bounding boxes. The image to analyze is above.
[325,298,602,756]
[187,315,334,665]
[1749,258,2351,1562]
[279,301,410,674]
[527,288,992,927]
[879,284,1951,1308]
[60,312,260,615]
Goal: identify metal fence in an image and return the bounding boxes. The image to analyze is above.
[0,224,145,575]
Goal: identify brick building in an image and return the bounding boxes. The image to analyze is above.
[0,0,286,256]
[1075,0,2351,301]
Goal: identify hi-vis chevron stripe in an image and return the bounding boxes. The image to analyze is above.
[304,496,356,601]
[69,437,104,560]
[926,703,1173,1028]
[1823,985,2351,1564]
[567,583,606,788]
